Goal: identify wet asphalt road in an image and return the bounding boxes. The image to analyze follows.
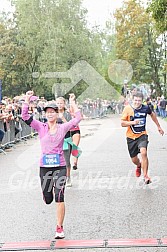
[1,114,167,252]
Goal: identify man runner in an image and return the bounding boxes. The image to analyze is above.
[121,92,164,184]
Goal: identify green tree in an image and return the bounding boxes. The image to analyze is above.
[11,0,99,99]
[0,19,30,96]
[147,0,167,33]
[1,0,120,100]
[114,0,163,95]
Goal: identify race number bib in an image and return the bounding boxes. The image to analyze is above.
[42,154,60,167]
[134,118,146,127]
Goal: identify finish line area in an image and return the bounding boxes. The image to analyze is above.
[1,238,167,251]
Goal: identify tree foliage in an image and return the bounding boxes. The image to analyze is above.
[1,0,104,99]
[147,0,167,33]
[113,0,164,95]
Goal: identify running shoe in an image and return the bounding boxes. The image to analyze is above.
[136,164,141,177]
[144,175,152,184]
[55,225,65,239]
[66,177,72,187]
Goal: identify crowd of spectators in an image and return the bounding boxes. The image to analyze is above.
[1,90,167,150]
[145,95,167,119]
[0,95,47,149]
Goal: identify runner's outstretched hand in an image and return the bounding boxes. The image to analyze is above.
[69,93,75,103]
[25,90,34,103]
[69,93,79,113]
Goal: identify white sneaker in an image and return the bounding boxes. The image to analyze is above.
[66,177,72,187]
[55,225,65,239]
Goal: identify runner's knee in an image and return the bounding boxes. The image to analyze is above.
[43,194,53,204]
[140,148,147,157]
[54,168,66,202]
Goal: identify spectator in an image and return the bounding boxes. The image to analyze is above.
[146,97,154,112]
[160,96,167,118]
[0,129,4,147]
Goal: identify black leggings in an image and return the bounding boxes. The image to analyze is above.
[40,166,66,204]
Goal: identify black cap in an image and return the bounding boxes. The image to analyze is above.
[43,103,58,112]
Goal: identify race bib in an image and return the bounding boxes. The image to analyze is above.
[134,118,146,127]
[140,118,145,124]
[42,153,60,167]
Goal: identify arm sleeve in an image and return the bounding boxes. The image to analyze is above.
[21,103,42,131]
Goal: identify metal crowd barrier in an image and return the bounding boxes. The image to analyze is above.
[80,103,124,118]
[0,118,37,154]
[80,105,108,118]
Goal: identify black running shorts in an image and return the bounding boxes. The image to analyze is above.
[40,166,66,204]
[127,134,149,158]
[70,129,80,137]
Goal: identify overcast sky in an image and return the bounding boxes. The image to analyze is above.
[82,0,125,28]
[0,0,13,11]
